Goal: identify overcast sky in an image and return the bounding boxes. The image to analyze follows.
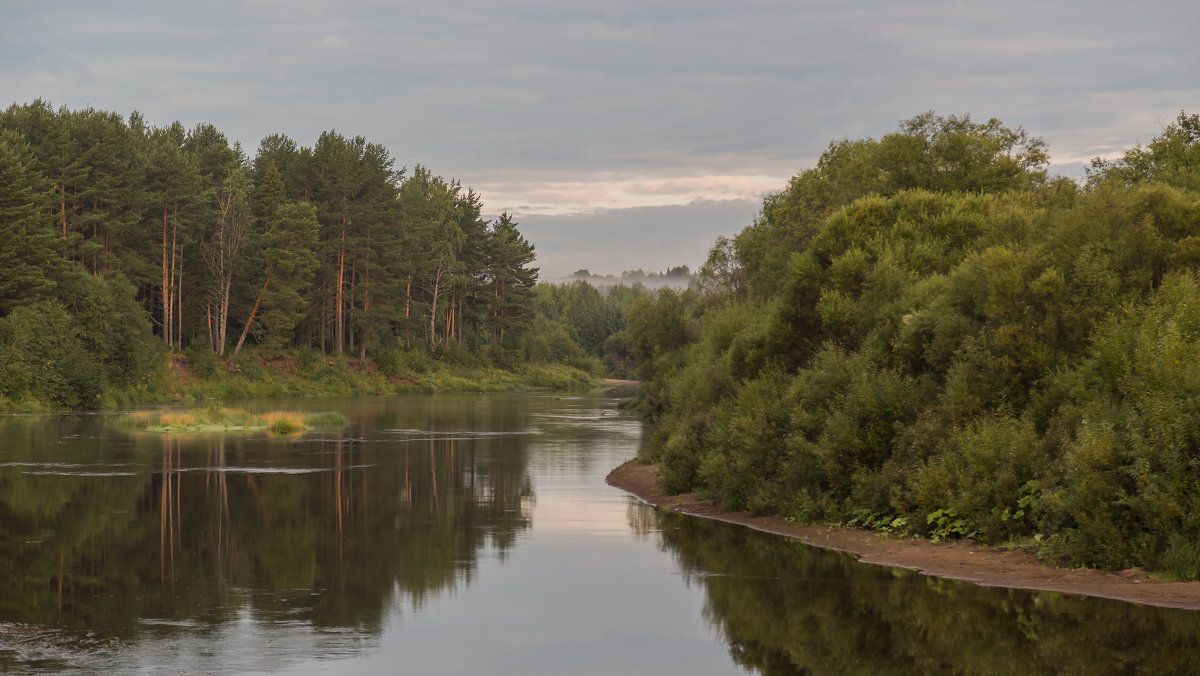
[4,1,1198,275]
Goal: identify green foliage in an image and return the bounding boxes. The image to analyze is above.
[185,343,219,378]
[368,345,406,378]
[0,129,60,313]
[269,417,300,435]
[926,509,980,543]
[0,269,159,409]
[0,101,553,408]
[1088,111,1200,192]
[257,200,319,349]
[1162,535,1200,580]
[630,110,1200,575]
[846,510,910,534]
[113,407,349,435]
[521,281,648,376]
[734,112,1050,296]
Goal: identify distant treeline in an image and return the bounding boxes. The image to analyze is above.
[529,280,648,379]
[570,265,693,280]
[0,100,541,407]
[627,111,1200,576]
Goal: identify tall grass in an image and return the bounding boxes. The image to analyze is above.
[113,407,349,436]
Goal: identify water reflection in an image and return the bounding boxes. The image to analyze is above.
[0,396,536,671]
[650,509,1200,674]
[6,395,1199,674]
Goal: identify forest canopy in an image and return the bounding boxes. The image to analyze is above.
[629,111,1200,577]
[0,100,542,407]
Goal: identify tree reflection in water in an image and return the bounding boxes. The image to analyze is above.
[0,398,535,665]
[648,508,1200,674]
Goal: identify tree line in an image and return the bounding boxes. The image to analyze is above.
[627,111,1200,576]
[0,101,539,406]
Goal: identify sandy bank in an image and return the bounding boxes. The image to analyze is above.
[606,459,1200,610]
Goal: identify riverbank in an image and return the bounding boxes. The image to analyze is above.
[607,459,1200,610]
[166,351,599,402]
[0,350,601,413]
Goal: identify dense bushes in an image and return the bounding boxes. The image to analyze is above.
[632,111,1200,575]
[529,280,652,378]
[0,271,161,409]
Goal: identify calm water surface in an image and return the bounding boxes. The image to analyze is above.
[1,393,1198,674]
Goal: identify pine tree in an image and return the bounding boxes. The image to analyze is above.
[0,129,61,314]
[142,122,205,347]
[253,201,320,350]
[487,212,538,346]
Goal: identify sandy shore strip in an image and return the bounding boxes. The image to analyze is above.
[606,459,1200,610]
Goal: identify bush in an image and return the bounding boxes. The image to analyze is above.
[185,343,219,378]
[269,417,300,435]
[436,341,480,367]
[0,300,103,408]
[369,345,404,378]
[903,415,1047,543]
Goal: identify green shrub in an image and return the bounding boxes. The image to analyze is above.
[185,344,219,378]
[269,418,300,435]
[903,415,1047,543]
[1162,534,1200,580]
[236,357,266,382]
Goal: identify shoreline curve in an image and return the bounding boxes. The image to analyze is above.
[606,458,1200,611]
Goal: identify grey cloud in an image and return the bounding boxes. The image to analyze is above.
[9,0,1196,173]
[4,0,1200,272]
[515,198,760,277]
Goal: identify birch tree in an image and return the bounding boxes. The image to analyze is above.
[205,159,252,354]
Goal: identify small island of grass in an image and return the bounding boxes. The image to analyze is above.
[115,408,350,436]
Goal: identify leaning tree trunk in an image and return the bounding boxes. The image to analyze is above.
[229,277,270,368]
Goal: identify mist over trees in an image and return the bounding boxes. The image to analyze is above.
[0,100,540,407]
[628,111,1200,576]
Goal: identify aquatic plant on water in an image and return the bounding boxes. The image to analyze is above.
[113,407,350,436]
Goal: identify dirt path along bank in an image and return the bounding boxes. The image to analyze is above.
[606,459,1200,610]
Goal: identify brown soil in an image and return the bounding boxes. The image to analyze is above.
[606,459,1200,610]
[601,378,640,385]
[167,354,192,383]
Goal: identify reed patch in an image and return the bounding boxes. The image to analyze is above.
[114,407,349,436]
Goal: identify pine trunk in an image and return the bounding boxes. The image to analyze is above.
[161,203,171,346]
[335,220,346,354]
[230,277,270,367]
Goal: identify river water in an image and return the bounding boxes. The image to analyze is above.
[0,393,1198,674]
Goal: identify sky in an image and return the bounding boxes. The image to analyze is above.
[3,0,1199,276]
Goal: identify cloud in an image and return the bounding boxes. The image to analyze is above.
[516,198,761,277]
[475,173,786,215]
[4,0,1199,273]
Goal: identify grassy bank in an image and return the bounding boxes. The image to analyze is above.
[0,348,600,412]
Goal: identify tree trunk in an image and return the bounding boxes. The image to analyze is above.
[161,203,171,346]
[335,220,346,354]
[170,209,181,349]
[429,261,443,352]
[360,261,369,362]
[230,277,270,367]
[206,304,215,352]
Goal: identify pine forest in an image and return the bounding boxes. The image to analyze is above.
[0,101,561,409]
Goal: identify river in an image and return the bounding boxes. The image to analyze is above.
[0,393,1197,674]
